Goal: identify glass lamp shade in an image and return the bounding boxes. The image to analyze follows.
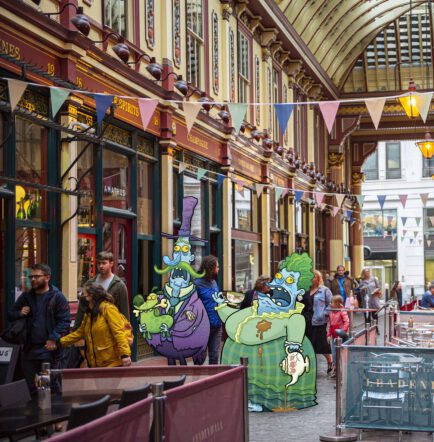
[71,14,91,37]
[112,42,130,63]
[399,94,420,118]
[417,139,434,159]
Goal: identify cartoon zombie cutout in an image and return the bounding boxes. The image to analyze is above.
[214,253,317,411]
[133,197,210,365]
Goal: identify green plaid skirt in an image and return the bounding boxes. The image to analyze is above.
[221,336,317,411]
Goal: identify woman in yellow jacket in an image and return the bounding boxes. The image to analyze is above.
[59,282,132,367]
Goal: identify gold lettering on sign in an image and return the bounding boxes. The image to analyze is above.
[76,77,84,88]
[187,133,208,150]
[47,63,55,76]
[0,38,20,60]
[114,97,140,117]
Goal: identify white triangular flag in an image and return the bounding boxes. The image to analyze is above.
[255,183,265,198]
[183,102,202,133]
[335,194,345,208]
[178,162,187,173]
[414,92,433,123]
[7,79,28,111]
[365,97,386,130]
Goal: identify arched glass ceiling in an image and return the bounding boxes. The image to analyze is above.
[278,0,430,91]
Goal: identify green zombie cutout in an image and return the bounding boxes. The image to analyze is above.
[213,252,317,411]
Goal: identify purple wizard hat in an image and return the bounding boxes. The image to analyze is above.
[161,196,207,242]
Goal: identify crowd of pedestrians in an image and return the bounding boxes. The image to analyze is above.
[4,253,413,396]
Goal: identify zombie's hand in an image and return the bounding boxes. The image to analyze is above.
[185,310,195,321]
[284,341,301,354]
[212,292,226,305]
[139,322,147,334]
[160,323,169,333]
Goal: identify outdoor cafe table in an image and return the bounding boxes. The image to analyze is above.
[0,394,111,439]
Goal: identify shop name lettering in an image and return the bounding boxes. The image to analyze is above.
[367,378,434,390]
[192,420,223,442]
[104,185,126,197]
[0,347,12,362]
[114,97,139,117]
[0,38,20,60]
[187,133,208,150]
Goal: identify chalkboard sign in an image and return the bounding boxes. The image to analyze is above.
[0,339,19,384]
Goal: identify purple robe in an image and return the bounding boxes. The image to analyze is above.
[147,290,210,364]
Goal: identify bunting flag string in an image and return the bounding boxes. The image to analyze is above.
[5,76,434,140]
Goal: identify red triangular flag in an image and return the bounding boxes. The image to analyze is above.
[138,99,158,130]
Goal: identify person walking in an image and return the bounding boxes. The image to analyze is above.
[327,295,349,378]
[240,275,270,309]
[194,255,222,364]
[390,281,403,308]
[330,265,352,304]
[301,270,333,374]
[7,264,70,395]
[75,251,129,330]
[58,282,132,367]
[358,268,380,323]
[421,282,434,309]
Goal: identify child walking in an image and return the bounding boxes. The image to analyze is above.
[327,295,350,378]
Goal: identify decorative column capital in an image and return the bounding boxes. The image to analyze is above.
[328,152,344,168]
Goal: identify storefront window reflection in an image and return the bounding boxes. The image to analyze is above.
[77,235,96,293]
[15,227,47,298]
[234,185,252,231]
[183,175,204,238]
[362,209,397,237]
[233,240,258,292]
[103,149,129,210]
[77,142,94,227]
[15,118,47,222]
[137,160,153,234]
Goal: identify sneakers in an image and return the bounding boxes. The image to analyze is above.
[327,363,334,374]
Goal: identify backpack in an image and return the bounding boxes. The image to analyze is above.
[101,305,134,347]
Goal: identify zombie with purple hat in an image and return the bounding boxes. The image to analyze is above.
[133,197,210,365]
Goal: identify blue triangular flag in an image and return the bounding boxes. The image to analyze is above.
[401,217,407,226]
[274,104,294,135]
[217,174,225,189]
[95,94,114,124]
[377,194,386,209]
[346,210,353,220]
[295,190,304,203]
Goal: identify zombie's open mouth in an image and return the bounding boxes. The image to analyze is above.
[268,287,291,307]
[171,267,188,280]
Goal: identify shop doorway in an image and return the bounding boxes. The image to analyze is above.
[103,217,131,293]
[0,197,5,330]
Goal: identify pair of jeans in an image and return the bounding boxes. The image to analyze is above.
[207,326,222,364]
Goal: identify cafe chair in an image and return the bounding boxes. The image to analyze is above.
[116,384,151,409]
[163,375,186,391]
[360,369,407,425]
[0,379,30,408]
[66,394,111,431]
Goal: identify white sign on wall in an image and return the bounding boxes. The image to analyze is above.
[0,347,13,363]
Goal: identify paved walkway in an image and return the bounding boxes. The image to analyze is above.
[249,313,434,442]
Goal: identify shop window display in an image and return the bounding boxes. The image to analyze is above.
[233,240,259,292]
[15,118,47,222]
[102,149,129,210]
[15,227,47,298]
[137,160,153,234]
[77,142,94,227]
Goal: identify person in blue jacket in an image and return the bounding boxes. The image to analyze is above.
[194,255,221,364]
[8,263,71,395]
[421,283,434,309]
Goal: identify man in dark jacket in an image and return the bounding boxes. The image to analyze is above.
[74,251,129,330]
[194,255,221,364]
[8,263,70,395]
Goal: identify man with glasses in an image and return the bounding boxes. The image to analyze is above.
[8,263,70,395]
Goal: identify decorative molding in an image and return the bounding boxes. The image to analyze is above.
[328,152,345,167]
[221,3,233,21]
[255,55,260,126]
[229,28,236,102]
[145,0,155,49]
[351,171,365,185]
[286,60,303,81]
[212,10,219,95]
[172,0,181,68]
[260,28,278,48]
